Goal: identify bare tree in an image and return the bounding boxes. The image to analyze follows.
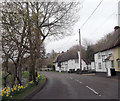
[24,2,80,82]
[1,2,81,84]
[1,2,28,86]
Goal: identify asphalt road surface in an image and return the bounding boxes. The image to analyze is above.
[32,72,118,99]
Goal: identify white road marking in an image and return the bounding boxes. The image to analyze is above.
[75,79,79,82]
[86,86,99,95]
[70,77,73,79]
[75,79,82,84]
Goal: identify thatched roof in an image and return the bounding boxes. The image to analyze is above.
[96,28,120,53]
[53,50,78,63]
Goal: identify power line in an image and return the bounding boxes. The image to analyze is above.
[80,0,104,29]
[88,1,118,35]
[89,11,116,35]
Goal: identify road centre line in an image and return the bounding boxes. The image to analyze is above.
[75,79,83,84]
[69,77,101,96]
[75,79,79,82]
[70,77,73,79]
[86,86,99,95]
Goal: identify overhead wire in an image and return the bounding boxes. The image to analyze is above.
[55,0,104,52]
[80,0,104,29]
[88,1,118,36]
[48,0,119,52]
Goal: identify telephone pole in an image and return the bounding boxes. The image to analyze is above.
[79,29,82,72]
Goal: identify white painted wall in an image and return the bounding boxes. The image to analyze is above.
[67,59,79,71]
[55,59,87,72]
[61,61,68,72]
[55,63,60,72]
[55,51,87,72]
[91,62,95,70]
[94,49,113,72]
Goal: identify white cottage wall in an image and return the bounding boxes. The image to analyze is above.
[67,59,79,71]
[94,49,113,72]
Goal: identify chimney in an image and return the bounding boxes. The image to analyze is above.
[114,26,120,31]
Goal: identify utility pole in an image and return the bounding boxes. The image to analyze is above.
[79,29,82,72]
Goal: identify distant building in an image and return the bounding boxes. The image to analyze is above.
[53,50,87,72]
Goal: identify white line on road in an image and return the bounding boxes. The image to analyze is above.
[70,77,73,79]
[75,79,82,84]
[86,86,99,95]
[75,79,79,82]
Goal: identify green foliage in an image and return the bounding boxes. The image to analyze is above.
[47,64,52,68]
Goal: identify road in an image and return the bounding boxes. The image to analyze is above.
[32,72,118,99]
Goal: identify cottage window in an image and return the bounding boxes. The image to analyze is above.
[102,55,105,62]
[75,59,79,63]
[98,53,101,59]
[111,60,114,67]
[98,63,102,69]
[118,60,120,69]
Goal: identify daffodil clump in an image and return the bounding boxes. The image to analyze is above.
[0,84,24,100]
[0,73,41,100]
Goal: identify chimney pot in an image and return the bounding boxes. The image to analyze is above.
[114,26,120,31]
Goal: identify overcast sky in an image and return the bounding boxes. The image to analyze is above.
[45,0,119,53]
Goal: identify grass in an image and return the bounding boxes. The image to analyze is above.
[22,71,29,85]
[0,74,2,89]
[2,71,29,87]
[12,75,46,100]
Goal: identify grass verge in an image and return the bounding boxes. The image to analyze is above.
[2,71,30,87]
[12,75,46,100]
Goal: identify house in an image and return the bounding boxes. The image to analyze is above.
[94,26,120,76]
[53,50,87,72]
[90,62,95,70]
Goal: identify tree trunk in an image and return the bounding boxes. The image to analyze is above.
[12,63,22,87]
[3,77,7,88]
[18,65,22,84]
[29,68,32,81]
